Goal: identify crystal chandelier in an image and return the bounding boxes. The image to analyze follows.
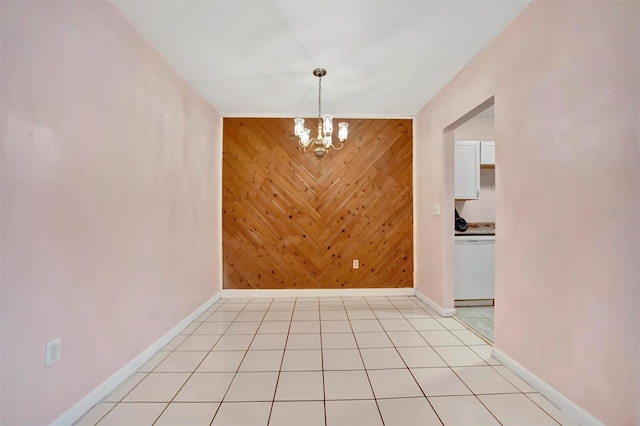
[293,68,348,158]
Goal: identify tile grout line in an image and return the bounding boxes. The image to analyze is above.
[200,298,269,425]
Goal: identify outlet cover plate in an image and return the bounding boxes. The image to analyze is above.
[46,338,61,367]
[352,260,359,269]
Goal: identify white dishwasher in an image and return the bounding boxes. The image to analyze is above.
[454,235,495,301]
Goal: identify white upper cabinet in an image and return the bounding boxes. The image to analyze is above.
[454,141,480,200]
[480,141,496,166]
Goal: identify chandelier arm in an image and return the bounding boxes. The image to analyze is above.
[330,141,345,150]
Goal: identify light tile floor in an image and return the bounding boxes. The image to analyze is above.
[454,306,495,342]
[77,296,576,426]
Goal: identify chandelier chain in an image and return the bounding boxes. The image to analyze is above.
[318,75,322,118]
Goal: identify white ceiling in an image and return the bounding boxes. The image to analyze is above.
[113,0,530,118]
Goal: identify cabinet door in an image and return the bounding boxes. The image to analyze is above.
[454,141,480,199]
[480,141,495,166]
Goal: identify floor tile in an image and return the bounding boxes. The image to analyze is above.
[436,317,468,330]
[294,302,319,312]
[225,321,260,335]
[493,365,536,392]
[206,311,240,322]
[138,351,171,373]
[321,320,351,333]
[213,335,254,351]
[235,311,265,322]
[387,330,429,347]
[75,402,115,425]
[154,351,208,372]
[407,318,446,331]
[123,373,190,402]
[323,349,364,370]
[181,322,202,334]
[173,373,235,402]
[379,318,414,331]
[275,371,324,401]
[257,321,290,334]
[163,335,188,351]
[263,310,292,321]
[97,402,166,425]
[411,367,472,396]
[397,346,448,368]
[346,310,376,320]
[154,402,219,425]
[319,302,344,311]
[286,333,321,349]
[103,373,147,402]
[377,397,442,425]
[176,334,221,351]
[373,309,404,318]
[400,308,432,319]
[350,319,384,332]
[419,330,465,346]
[224,372,279,402]
[289,320,320,334]
[354,332,393,348]
[434,346,487,367]
[269,401,325,426]
[320,310,348,320]
[250,334,288,350]
[216,304,244,312]
[243,303,270,312]
[211,401,271,426]
[292,310,319,320]
[429,395,500,425]
[239,350,283,372]
[193,322,231,335]
[269,302,295,311]
[453,366,520,394]
[478,393,558,425]
[368,368,423,398]
[322,333,358,349]
[324,370,374,400]
[469,345,501,366]
[526,393,579,425]
[451,329,487,345]
[197,351,245,372]
[325,400,383,426]
[281,349,322,371]
[360,348,405,369]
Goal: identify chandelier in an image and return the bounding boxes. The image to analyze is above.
[293,68,348,158]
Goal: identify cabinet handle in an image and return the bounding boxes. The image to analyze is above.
[476,189,479,198]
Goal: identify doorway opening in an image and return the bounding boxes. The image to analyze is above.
[448,99,496,342]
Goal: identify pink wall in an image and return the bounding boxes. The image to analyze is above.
[455,116,496,223]
[414,1,639,424]
[1,2,222,425]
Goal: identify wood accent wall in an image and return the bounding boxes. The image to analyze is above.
[222,118,413,289]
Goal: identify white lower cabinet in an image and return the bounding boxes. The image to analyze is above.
[454,236,495,300]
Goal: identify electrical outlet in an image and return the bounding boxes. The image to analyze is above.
[433,204,441,216]
[352,259,359,269]
[46,338,61,367]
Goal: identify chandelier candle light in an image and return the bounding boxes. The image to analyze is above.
[293,68,348,158]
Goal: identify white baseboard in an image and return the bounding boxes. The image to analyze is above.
[221,288,416,299]
[51,292,221,426]
[492,347,602,426]
[415,290,456,317]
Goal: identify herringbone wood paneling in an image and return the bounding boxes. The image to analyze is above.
[223,118,413,289]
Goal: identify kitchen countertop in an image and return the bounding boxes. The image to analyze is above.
[455,222,495,236]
